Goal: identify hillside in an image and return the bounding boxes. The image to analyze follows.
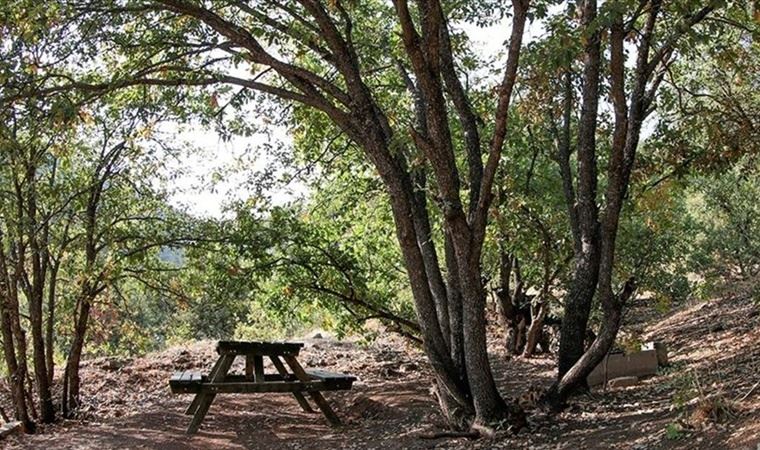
[5,291,759,450]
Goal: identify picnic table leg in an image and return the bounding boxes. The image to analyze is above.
[185,356,226,415]
[283,355,341,426]
[185,395,202,416]
[245,355,254,380]
[270,355,314,413]
[187,354,235,434]
[253,356,265,382]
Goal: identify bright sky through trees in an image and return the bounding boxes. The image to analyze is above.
[170,15,545,218]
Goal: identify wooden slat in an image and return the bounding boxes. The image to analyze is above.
[200,380,327,394]
[170,371,204,394]
[306,369,357,382]
[172,378,354,395]
[216,340,303,356]
[217,373,295,382]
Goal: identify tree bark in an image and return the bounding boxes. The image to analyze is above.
[45,261,59,386]
[444,232,468,397]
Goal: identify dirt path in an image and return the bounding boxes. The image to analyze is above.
[5,292,759,449]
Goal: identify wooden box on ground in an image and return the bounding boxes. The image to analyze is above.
[587,349,659,386]
[0,421,22,439]
[641,341,669,366]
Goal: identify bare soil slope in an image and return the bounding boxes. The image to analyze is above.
[4,291,759,449]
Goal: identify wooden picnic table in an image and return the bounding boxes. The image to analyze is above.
[169,340,355,434]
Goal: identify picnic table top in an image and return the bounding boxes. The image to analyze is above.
[216,340,304,356]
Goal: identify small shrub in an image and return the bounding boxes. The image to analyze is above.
[665,422,684,440]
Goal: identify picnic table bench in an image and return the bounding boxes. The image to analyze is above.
[169,340,356,434]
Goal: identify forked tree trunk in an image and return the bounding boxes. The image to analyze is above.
[0,235,31,429]
[0,303,32,431]
[549,0,713,408]
[522,300,547,358]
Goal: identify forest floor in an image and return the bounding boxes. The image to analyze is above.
[4,288,760,450]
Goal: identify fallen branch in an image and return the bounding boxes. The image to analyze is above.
[734,380,760,402]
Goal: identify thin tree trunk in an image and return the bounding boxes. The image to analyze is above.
[63,296,91,416]
[45,262,58,386]
[495,251,519,353]
[522,209,554,358]
[8,266,33,423]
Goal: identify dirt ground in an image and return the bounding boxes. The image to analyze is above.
[4,291,759,450]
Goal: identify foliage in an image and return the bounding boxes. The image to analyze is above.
[687,156,760,285]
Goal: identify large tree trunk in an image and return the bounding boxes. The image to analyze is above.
[458,258,506,425]
[557,253,599,378]
[553,279,635,400]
